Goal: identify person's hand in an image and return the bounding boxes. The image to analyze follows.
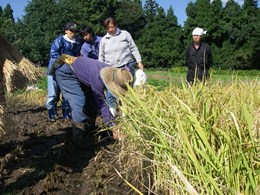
[138,61,144,71]
[112,127,120,140]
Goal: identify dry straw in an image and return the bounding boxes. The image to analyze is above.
[0,33,42,92]
[0,105,4,135]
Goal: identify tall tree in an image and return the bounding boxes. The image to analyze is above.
[243,0,258,8]
[183,0,212,46]
[77,0,118,35]
[115,0,145,38]
[240,0,260,69]
[0,6,2,17]
[143,0,159,23]
[138,4,182,68]
[0,4,15,42]
[17,0,61,64]
[220,0,260,69]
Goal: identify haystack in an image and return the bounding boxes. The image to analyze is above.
[0,33,42,92]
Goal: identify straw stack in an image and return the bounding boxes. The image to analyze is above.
[0,105,4,136]
[0,33,42,92]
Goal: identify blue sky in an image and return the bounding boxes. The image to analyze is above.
[0,0,253,26]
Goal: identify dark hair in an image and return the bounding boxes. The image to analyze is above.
[79,25,94,37]
[103,17,117,29]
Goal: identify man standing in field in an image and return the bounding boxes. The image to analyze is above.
[185,27,212,84]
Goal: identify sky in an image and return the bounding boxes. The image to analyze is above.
[0,0,255,26]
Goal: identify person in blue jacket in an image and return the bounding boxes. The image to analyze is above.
[46,22,81,121]
[80,25,102,59]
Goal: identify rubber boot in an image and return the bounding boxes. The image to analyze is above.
[72,122,93,147]
[62,107,71,120]
[48,109,57,122]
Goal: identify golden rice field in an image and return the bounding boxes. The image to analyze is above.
[117,79,260,195]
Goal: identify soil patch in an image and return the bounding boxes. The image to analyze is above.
[0,104,135,194]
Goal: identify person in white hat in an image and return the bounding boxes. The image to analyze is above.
[186,27,212,84]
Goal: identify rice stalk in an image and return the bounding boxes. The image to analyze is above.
[7,89,46,107]
[116,79,259,194]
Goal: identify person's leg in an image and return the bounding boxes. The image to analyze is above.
[61,95,71,119]
[125,61,135,87]
[55,72,92,146]
[55,73,87,123]
[105,90,117,109]
[197,66,209,83]
[46,75,59,121]
[106,62,135,115]
[186,69,195,85]
[125,61,135,78]
[84,86,98,133]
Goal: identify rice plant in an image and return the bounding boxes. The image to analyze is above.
[117,79,260,195]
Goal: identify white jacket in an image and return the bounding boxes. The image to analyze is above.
[99,28,142,67]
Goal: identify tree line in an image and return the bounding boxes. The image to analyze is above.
[0,0,259,70]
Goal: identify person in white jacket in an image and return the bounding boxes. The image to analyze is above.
[99,17,144,113]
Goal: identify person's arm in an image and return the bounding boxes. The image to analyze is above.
[50,36,63,59]
[91,85,114,126]
[137,61,144,70]
[207,45,212,69]
[47,37,64,74]
[126,31,144,70]
[98,38,105,62]
[81,43,90,58]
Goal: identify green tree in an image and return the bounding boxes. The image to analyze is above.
[0,4,15,42]
[76,0,118,35]
[221,0,260,69]
[184,0,212,45]
[138,3,182,68]
[17,0,61,65]
[115,0,145,39]
[241,0,260,69]
[17,0,120,64]
[143,0,159,22]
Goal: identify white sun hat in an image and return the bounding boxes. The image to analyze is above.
[192,27,207,36]
[134,69,147,87]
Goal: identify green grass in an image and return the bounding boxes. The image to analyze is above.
[22,67,259,92]
[145,68,260,89]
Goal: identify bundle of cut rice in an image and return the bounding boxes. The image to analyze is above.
[0,33,42,92]
[0,105,4,136]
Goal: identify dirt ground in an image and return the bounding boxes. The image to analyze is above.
[0,103,136,195]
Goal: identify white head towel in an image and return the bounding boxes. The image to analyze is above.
[192,27,207,36]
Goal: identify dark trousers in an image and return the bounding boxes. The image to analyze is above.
[186,67,209,84]
[55,70,88,123]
